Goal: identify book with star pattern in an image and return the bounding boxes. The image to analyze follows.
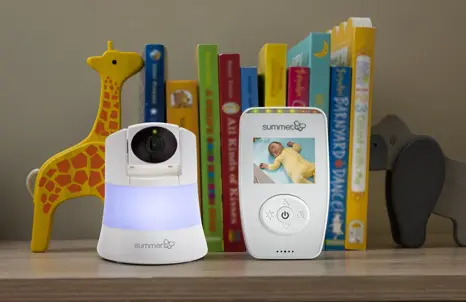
[287,33,331,117]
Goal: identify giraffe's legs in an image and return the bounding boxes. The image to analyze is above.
[30,203,54,252]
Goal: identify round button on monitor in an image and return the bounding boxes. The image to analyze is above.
[259,195,310,235]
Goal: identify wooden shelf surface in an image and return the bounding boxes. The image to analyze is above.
[1,240,466,301]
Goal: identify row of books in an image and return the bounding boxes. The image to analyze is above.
[139,17,376,252]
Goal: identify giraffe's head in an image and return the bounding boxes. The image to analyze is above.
[87,41,144,84]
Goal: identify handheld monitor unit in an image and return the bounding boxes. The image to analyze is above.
[239,107,330,259]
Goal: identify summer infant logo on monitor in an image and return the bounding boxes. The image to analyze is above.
[252,137,316,184]
[134,239,176,249]
[262,121,306,132]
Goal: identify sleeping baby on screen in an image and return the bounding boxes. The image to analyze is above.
[259,141,315,184]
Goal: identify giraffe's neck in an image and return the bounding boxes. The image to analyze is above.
[87,76,122,142]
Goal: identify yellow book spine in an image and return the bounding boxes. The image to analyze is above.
[165,80,201,202]
[258,43,287,107]
[345,26,376,250]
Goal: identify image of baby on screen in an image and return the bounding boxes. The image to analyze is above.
[253,137,316,184]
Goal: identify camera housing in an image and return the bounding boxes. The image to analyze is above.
[97,122,207,265]
[105,123,196,187]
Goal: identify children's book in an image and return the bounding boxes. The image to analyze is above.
[240,67,259,112]
[287,33,331,117]
[139,44,166,123]
[258,43,287,107]
[165,80,201,205]
[286,66,310,107]
[196,44,223,252]
[218,54,245,252]
[330,17,376,250]
[324,66,352,251]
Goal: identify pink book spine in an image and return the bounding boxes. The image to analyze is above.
[286,66,310,107]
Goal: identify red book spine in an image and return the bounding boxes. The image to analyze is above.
[286,66,310,107]
[218,54,245,252]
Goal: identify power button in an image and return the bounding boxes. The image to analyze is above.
[277,207,293,223]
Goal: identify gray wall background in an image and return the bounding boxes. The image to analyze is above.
[0,0,464,248]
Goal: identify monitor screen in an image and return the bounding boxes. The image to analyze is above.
[252,137,316,184]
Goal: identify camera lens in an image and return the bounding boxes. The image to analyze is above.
[131,126,178,164]
[147,135,164,153]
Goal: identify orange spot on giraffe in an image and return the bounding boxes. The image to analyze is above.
[103,101,111,108]
[57,160,70,173]
[113,102,118,108]
[71,153,87,169]
[99,146,105,152]
[47,169,56,177]
[112,95,118,100]
[68,184,81,193]
[95,122,105,135]
[97,184,105,198]
[41,194,47,203]
[55,174,71,186]
[45,181,55,192]
[110,85,114,90]
[104,92,110,100]
[100,111,108,121]
[55,187,62,194]
[74,170,88,185]
[85,145,98,156]
[110,110,118,119]
[109,121,118,130]
[89,171,102,186]
[39,177,47,187]
[49,194,58,202]
[91,154,105,169]
[43,203,51,214]
[101,131,109,136]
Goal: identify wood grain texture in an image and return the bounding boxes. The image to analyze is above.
[0,240,466,301]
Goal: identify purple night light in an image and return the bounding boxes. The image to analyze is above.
[102,183,201,231]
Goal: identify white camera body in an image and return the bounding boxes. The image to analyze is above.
[239,107,330,260]
[97,122,207,265]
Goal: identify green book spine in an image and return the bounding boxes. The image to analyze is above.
[196,44,223,252]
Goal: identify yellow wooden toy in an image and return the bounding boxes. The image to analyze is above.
[25,41,144,252]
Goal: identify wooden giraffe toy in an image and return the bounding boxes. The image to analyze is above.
[25,41,144,252]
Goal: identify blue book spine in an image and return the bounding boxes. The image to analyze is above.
[140,44,166,123]
[324,66,352,251]
[240,67,259,112]
[287,33,331,118]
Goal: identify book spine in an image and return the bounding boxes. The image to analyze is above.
[141,44,166,123]
[309,33,331,118]
[258,44,287,107]
[286,66,310,107]
[196,44,224,252]
[218,54,245,252]
[324,66,352,251]
[344,26,376,250]
[240,67,259,112]
[165,80,201,205]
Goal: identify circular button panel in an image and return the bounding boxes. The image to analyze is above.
[259,195,310,235]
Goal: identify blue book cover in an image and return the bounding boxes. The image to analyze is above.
[324,66,352,251]
[287,33,331,118]
[139,44,166,123]
[240,67,259,112]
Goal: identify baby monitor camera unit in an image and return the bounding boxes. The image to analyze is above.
[97,122,207,265]
[239,107,329,260]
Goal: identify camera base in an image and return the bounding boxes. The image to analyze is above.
[97,223,208,265]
